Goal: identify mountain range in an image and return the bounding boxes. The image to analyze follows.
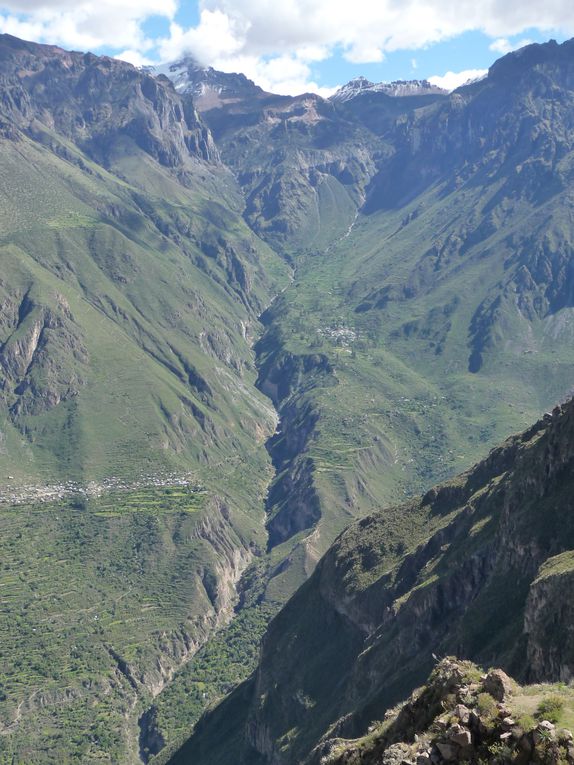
[1,31,574,764]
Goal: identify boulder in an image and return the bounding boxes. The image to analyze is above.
[539,720,556,732]
[453,704,470,724]
[382,742,414,765]
[482,670,514,702]
[448,724,472,747]
[436,741,458,761]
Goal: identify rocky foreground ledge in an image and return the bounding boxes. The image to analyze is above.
[321,657,574,765]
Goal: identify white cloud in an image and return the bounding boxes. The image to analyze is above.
[1,0,573,94]
[158,10,244,63]
[115,48,155,67]
[0,0,177,53]
[428,68,488,91]
[176,0,573,63]
[154,0,573,93]
[489,37,533,54]
[203,50,337,96]
[156,8,339,95]
[344,43,384,65]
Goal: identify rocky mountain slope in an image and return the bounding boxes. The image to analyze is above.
[152,57,268,111]
[161,37,574,610]
[3,33,574,764]
[167,396,574,764]
[0,32,288,487]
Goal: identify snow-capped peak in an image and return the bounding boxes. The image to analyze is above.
[146,57,266,110]
[331,77,447,103]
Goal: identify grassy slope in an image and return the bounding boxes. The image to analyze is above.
[0,108,290,762]
[0,489,220,764]
[167,397,574,765]
[249,176,574,603]
[0,129,288,485]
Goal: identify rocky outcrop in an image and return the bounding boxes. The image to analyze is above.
[321,658,574,765]
[0,288,89,418]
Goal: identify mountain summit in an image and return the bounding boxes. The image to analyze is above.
[330,75,447,102]
[152,57,267,111]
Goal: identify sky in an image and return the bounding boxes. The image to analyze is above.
[0,1,572,95]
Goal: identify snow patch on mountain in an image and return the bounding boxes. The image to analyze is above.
[147,57,267,110]
[331,76,447,102]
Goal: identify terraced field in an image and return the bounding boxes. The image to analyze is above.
[0,486,240,763]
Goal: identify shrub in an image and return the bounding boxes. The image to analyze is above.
[536,696,564,724]
[516,713,536,732]
[477,692,497,717]
[487,742,512,763]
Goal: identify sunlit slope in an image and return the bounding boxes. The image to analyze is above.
[0,114,287,486]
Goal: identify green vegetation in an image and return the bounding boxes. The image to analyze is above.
[151,603,277,751]
[87,485,206,516]
[536,696,565,724]
[535,551,574,580]
[0,485,247,763]
[476,693,498,719]
[3,33,574,765]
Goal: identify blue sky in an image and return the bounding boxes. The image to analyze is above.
[0,1,572,94]
[305,29,568,91]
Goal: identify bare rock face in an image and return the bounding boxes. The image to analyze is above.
[0,33,219,167]
[524,552,574,683]
[447,724,472,747]
[0,289,89,418]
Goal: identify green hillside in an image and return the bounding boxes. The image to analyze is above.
[2,33,574,764]
[0,34,289,764]
[0,129,287,485]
